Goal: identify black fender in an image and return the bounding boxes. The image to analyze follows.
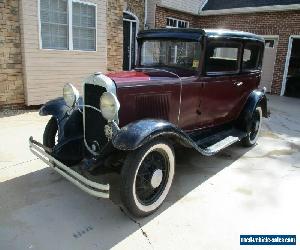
[39,97,69,141]
[238,89,269,131]
[39,97,69,120]
[39,97,83,120]
[51,109,84,166]
[112,119,190,151]
[39,97,83,139]
[112,119,224,156]
[39,97,84,165]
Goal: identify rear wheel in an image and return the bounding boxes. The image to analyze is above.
[43,117,58,148]
[120,139,175,217]
[241,106,262,147]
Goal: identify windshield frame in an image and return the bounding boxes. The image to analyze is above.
[136,38,203,74]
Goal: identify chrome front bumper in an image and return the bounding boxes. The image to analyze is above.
[29,137,109,198]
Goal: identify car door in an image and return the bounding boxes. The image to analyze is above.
[231,41,264,118]
[195,39,244,127]
[179,76,204,131]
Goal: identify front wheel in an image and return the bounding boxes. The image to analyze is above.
[120,139,175,217]
[43,117,58,149]
[241,106,262,147]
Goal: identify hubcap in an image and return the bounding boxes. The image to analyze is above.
[135,150,169,205]
[151,169,163,188]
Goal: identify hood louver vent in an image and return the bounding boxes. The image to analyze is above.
[135,94,171,120]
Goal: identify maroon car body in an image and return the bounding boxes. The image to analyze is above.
[108,67,260,130]
[106,29,265,132]
[29,28,269,217]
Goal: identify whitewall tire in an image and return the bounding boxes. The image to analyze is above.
[241,106,262,147]
[120,139,175,217]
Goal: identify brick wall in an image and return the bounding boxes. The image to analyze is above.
[0,0,24,106]
[107,0,124,72]
[107,0,145,72]
[156,6,300,94]
[155,6,198,28]
[126,0,145,30]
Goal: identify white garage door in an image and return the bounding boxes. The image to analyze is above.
[260,38,278,92]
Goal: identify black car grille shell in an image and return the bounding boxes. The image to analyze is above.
[84,84,108,153]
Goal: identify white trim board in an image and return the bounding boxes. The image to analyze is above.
[199,0,208,12]
[262,35,279,39]
[199,4,300,16]
[261,35,279,93]
[281,35,300,96]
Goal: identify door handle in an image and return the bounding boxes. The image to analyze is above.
[234,81,244,87]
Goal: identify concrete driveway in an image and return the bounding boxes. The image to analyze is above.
[0,95,299,250]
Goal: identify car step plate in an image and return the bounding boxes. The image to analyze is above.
[196,129,247,155]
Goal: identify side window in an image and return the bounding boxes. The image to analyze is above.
[242,43,263,71]
[265,40,275,48]
[206,41,241,74]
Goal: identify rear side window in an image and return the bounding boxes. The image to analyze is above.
[242,43,263,71]
[206,41,241,74]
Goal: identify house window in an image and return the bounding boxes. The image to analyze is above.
[40,0,96,51]
[265,39,275,48]
[40,0,69,50]
[72,2,96,51]
[166,17,189,28]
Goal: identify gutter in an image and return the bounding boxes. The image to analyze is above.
[144,0,148,29]
[199,4,300,16]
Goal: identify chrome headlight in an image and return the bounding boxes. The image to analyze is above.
[63,83,79,107]
[99,92,120,121]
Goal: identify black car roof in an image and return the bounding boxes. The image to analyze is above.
[137,28,265,43]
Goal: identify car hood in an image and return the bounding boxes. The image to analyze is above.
[106,68,184,88]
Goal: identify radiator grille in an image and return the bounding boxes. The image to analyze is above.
[84,84,108,153]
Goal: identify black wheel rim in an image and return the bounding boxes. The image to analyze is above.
[135,150,169,206]
[249,110,261,141]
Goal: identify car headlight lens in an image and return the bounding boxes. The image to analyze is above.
[100,92,120,121]
[63,83,79,107]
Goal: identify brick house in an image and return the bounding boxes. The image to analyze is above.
[145,0,205,29]
[3,0,300,107]
[154,0,300,97]
[0,0,24,106]
[0,0,146,106]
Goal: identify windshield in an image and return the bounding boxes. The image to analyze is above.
[140,39,201,72]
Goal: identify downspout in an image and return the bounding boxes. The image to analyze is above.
[144,0,148,29]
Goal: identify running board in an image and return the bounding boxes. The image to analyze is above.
[205,135,241,153]
[194,129,247,156]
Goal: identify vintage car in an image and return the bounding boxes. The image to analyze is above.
[29,28,268,217]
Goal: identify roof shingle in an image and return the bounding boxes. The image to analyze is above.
[202,0,300,11]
